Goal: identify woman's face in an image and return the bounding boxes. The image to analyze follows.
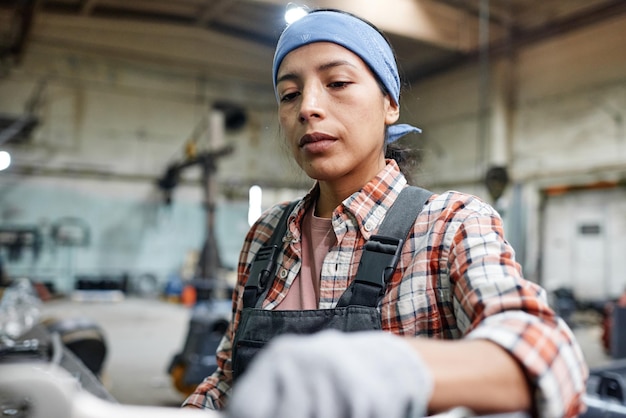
[276,42,399,192]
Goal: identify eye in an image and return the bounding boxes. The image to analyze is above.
[280,91,300,103]
[328,81,351,89]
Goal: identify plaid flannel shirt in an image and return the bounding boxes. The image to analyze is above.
[184,160,588,417]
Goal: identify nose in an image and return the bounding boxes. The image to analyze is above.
[298,84,325,123]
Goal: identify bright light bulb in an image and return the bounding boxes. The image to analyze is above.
[0,151,11,171]
[285,4,308,24]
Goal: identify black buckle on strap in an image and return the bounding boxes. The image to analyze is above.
[243,244,281,308]
[336,235,404,308]
[355,235,404,288]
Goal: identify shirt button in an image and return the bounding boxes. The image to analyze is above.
[279,269,288,279]
[365,220,375,231]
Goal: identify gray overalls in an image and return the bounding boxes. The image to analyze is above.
[231,187,432,381]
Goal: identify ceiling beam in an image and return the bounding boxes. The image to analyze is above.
[81,0,98,16]
[196,0,237,26]
[245,0,507,52]
[28,12,275,85]
[407,0,626,81]
[74,0,203,21]
[435,0,514,28]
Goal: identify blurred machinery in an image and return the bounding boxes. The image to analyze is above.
[158,103,244,396]
[0,363,216,418]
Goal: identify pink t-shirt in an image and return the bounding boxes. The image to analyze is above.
[276,208,336,310]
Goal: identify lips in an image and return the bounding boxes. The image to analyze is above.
[298,132,337,147]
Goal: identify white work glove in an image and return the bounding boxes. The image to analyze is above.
[225,330,433,418]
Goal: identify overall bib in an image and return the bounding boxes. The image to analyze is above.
[231,187,432,381]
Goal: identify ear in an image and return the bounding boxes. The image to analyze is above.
[384,95,400,125]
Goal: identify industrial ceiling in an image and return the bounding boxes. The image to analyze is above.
[1,0,626,102]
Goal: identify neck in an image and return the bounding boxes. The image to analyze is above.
[314,166,386,218]
[311,153,388,218]
[314,185,343,218]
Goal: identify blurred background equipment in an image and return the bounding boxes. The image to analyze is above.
[0,278,113,401]
[0,362,219,418]
[0,225,42,263]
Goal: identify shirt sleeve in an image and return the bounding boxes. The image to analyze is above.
[446,196,588,418]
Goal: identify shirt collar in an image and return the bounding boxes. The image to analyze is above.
[342,160,407,239]
[297,160,407,240]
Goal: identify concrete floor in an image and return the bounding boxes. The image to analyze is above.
[41,296,191,408]
[40,296,613,408]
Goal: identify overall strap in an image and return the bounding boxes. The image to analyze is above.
[337,186,433,308]
[242,200,298,309]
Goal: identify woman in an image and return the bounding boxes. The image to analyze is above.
[183,9,587,418]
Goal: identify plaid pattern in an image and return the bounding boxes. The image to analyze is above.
[183,161,588,417]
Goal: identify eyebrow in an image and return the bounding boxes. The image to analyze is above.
[276,59,357,85]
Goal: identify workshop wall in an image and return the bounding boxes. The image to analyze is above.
[406,13,626,290]
[410,13,626,192]
[0,38,300,293]
[0,41,296,184]
[0,172,253,293]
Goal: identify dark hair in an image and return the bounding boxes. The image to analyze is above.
[307,9,421,183]
[385,141,421,185]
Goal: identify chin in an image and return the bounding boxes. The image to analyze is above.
[298,157,352,182]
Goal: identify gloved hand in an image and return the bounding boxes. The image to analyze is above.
[225,330,433,418]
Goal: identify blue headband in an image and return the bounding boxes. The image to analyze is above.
[272,11,421,144]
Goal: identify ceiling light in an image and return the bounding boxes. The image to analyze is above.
[0,151,11,171]
[285,3,308,24]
